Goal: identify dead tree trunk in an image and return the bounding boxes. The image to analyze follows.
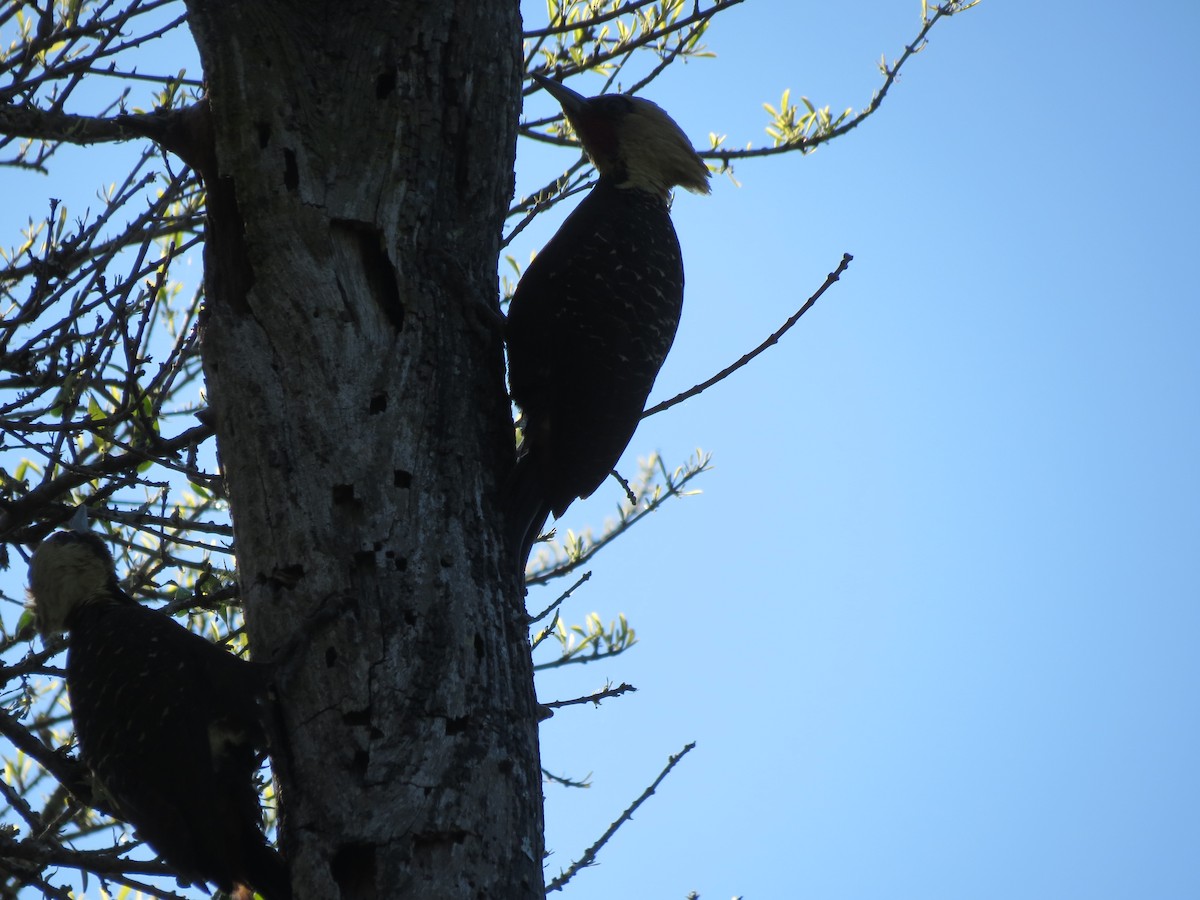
[182,2,540,896]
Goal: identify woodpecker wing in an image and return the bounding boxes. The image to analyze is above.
[67,600,277,894]
[507,180,684,518]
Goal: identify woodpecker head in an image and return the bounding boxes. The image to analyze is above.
[533,73,711,200]
[28,530,121,636]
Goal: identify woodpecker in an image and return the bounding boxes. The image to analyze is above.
[506,74,710,565]
[27,530,291,900]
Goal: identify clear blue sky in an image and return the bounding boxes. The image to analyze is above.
[4,2,1199,898]
[530,3,1200,898]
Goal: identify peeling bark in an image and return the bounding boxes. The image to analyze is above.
[182,2,539,896]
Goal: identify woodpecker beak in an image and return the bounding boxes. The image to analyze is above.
[531,73,590,119]
[68,505,90,534]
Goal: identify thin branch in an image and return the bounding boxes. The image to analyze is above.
[526,452,711,585]
[710,1,975,165]
[531,609,561,652]
[528,571,592,625]
[0,765,45,833]
[0,421,215,543]
[545,741,698,893]
[0,710,95,809]
[524,0,664,39]
[597,3,718,100]
[644,252,853,418]
[522,0,740,98]
[534,640,635,672]
[0,861,74,900]
[542,681,637,712]
[0,831,187,896]
[541,767,591,789]
[502,161,592,244]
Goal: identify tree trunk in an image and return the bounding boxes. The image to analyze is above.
[182,2,539,896]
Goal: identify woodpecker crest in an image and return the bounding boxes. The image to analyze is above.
[28,530,124,636]
[505,77,710,567]
[534,74,710,199]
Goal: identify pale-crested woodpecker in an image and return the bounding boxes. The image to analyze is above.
[27,530,291,900]
[506,74,710,566]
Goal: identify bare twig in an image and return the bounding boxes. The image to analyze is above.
[542,681,638,712]
[644,252,853,418]
[529,571,592,625]
[545,741,698,892]
[541,767,592,789]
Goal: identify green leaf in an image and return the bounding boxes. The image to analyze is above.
[16,609,36,639]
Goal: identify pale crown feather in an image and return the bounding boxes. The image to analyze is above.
[612,98,711,198]
[28,537,114,636]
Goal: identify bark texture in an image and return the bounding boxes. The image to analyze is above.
[182,2,538,896]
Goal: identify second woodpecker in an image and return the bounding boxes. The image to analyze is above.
[27,529,290,900]
[507,74,710,565]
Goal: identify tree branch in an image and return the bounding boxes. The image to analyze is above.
[542,681,638,712]
[643,253,852,418]
[525,451,711,585]
[0,711,95,810]
[710,1,977,165]
[0,421,215,544]
[528,571,592,626]
[0,105,130,146]
[523,0,742,99]
[524,0,666,39]
[545,741,697,893]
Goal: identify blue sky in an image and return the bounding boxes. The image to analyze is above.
[530,2,1200,898]
[4,2,1199,898]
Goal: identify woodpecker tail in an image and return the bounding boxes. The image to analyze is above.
[505,453,551,576]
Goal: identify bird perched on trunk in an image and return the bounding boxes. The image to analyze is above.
[506,74,710,567]
[27,528,291,900]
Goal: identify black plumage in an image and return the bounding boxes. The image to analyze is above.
[506,75,710,565]
[27,530,290,900]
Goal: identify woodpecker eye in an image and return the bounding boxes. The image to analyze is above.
[589,94,635,118]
